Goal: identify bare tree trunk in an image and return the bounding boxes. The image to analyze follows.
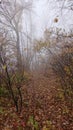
[16,30,22,72]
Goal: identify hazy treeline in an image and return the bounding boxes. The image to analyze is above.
[0,0,73,112]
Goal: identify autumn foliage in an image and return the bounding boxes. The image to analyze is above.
[52,43,73,109]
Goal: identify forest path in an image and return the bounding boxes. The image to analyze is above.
[22,70,73,130]
[26,69,59,101]
[22,69,62,125]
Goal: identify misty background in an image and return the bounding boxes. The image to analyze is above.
[0,1,73,128]
[23,0,73,39]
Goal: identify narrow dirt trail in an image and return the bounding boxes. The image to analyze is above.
[27,69,59,101]
[22,70,73,130]
[22,70,60,125]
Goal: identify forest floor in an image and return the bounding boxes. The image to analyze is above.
[0,70,73,130]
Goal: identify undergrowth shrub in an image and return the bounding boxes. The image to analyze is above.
[52,44,73,109]
[0,69,32,113]
[0,86,9,97]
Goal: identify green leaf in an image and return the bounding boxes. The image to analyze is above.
[0,107,4,114]
[42,126,49,130]
[34,121,39,130]
[28,116,34,125]
[2,65,6,70]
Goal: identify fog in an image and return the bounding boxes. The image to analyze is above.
[25,0,73,38]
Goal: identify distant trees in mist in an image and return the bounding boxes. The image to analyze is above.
[0,0,33,112]
[0,0,73,112]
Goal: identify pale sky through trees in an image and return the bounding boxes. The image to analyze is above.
[0,0,73,39]
[26,0,73,38]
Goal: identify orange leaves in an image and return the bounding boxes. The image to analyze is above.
[54,18,58,23]
[34,40,50,52]
[64,66,71,75]
[42,126,48,130]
